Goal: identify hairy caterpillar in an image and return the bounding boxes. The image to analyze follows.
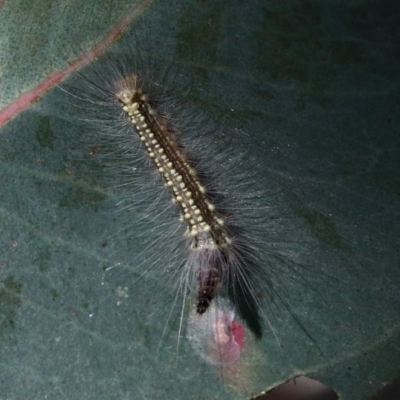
[116,74,234,316]
[59,26,336,376]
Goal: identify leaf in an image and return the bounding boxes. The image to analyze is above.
[1,0,400,399]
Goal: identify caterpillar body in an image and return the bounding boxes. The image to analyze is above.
[116,77,232,315]
[59,28,332,373]
[60,33,290,370]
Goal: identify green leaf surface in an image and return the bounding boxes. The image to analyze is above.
[1,0,399,399]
